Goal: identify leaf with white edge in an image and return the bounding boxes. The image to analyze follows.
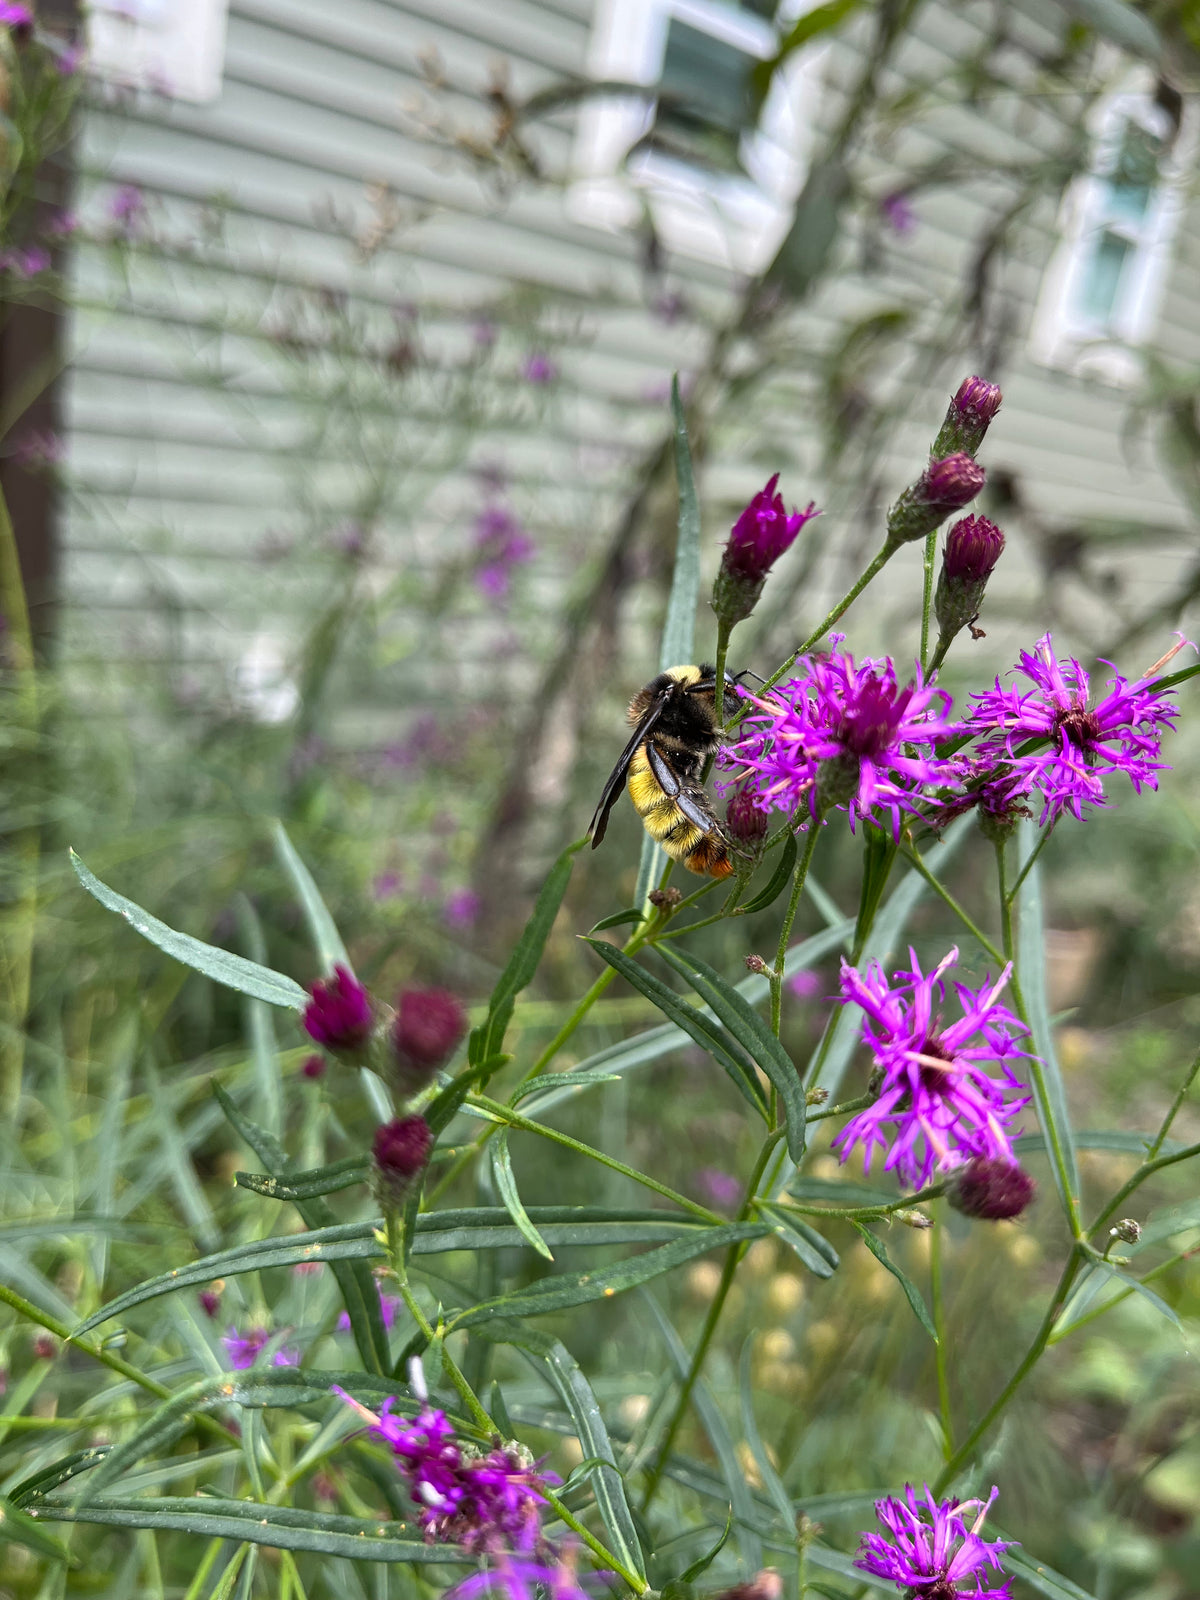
[852,1223,936,1341]
[70,851,308,1010]
[270,819,349,971]
[491,1130,554,1261]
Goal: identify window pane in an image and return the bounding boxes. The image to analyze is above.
[1079,229,1132,326]
[1104,120,1161,226]
[650,19,758,174]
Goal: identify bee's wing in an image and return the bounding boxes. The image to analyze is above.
[589,692,671,848]
[645,738,722,834]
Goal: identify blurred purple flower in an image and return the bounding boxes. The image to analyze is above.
[445,888,481,929]
[44,209,79,238]
[1,246,50,278]
[880,190,916,235]
[966,633,1189,825]
[11,429,64,469]
[473,317,498,348]
[522,351,558,385]
[651,289,688,324]
[855,1484,1013,1598]
[338,1289,401,1333]
[198,1289,222,1318]
[330,519,366,558]
[0,3,32,38]
[699,1168,742,1207]
[55,42,84,74]
[373,870,404,901]
[301,1053,326,1080]
[834,947,1031,1190]
[786,968,821,1000]
[473,502,534,601]
[223,1326,299,1369]
[109,184,147,239]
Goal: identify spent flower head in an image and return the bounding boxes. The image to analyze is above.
[303,965,373,1053]
[722,642,959,837]
[855,1485,1013,1599]
[966,633,1189,824]
[834,947,1031,1189]
[947,1156,1037,1220]
[713,475,819,627]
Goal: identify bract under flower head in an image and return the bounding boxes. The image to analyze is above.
[834,948,1031,1189]
[855,1484,1013,1599]
[967,633,1188,824]
[721,644,959,837]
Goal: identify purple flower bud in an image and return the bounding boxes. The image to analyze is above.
[887,454,985,547]
[934,515,1005,646]
[373,1115,433,1204]
[947,1156,1036,1220]
[880,190,916,236]
[726,787,768,842]
[303,966,373,1053]
[0,4,33,44]
[301,1053,326,1080]
[713,476,820,627]
[390,987,466,1093]
[198,1287,222,1318]
[934,375,1003,457]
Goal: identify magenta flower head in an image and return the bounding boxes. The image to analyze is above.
[933,375,1003,457]
[303,965,373,1054]
[855,1485,1013,1599]
[834,947,1031,1190]
[713,475,819,627]
[373,1115,433,1205]
[300,1053,326,1080]
[222,1326,299,1370]
[721,642,959,838]
[948,1156,1037,1221]
[935,515,1005,645]
[390,987,467,1093]
[725,786,769,843]
[0,4,33,44]
[967,633,1190,825]
[888,454,985,548]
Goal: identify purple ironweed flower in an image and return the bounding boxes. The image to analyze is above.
[786,968,821,1000]
[445,888,482,929]
[713,1575,783,1600]
[888,454,985,547]
[934,376,1003,457]
[834,948,1031,1190]
[109,184,147,238]
[301,1053,326,1080]
[854,1484,1013,1599]
[880,189,916,235]
[522,352,557,385]
[947,1156,1037,1221]
[0,3,33,42]
[449,1550,588,1600]
[373,1115,433,1204]
[721,642,959,837]
[927,769,1030,845]
[303,965,373,1052]
[337,1287,401,1332]
[392,987,467,1083]
[699,1167,742,1207]
[222,1326,299,1369]
[713,474,819,627]
[935,515,1005,643]
[966,633,1190,825]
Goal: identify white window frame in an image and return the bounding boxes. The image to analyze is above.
[1029,67,1196,386]
[568,0,831,274]
[86,0,230,104]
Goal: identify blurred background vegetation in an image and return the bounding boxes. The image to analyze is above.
[4,0,1200,1594]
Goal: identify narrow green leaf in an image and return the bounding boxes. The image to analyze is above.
[590,908,644,933]
[1015,1129,1182,1158]
[491,1131,554,1261]
[475,839,585,1068]
[738,1341,794,1528]
[1138,1198,1200,1249]
[235,893,282,1136]
[69,850,308,1010]
[657,945,805,1161]
[37,1497,464,1563]
[750,0,862,107]
[1016,818,1079,1217]
[512,1071,619,1104]
[738,832,797,916]
[766,158,850,298]
[787,1176,898,1208]
[235,1155,369,1201]
[583,939,768,1116]
[1057,1261,1181,1340]
[635,375,702,910]
[524,1337,645,1580]
[9,1447,109,1507]
[0,1496,74,1563]
[854,823,898,952]
[270,819,349,971]
[758,1202,839,1279]
[452,1222,766,1331]
[1003,1542,1102,1600]
[852,1224,936,1341]
[679,1509,733,1582]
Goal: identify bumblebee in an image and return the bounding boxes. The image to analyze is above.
[589,664,741,879]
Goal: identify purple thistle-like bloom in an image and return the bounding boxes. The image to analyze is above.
[834,947,1031,1189]
[445,887,482,929]
[222,1326,299,1369]
[880,189,916,235]
[303,965,373,1052]
[952,375,1002,431]
[888,454,985,547]
[944,515,1004,582]
[0,3,32,38]
[855,1484,1013,1599]
[721,475,819,585]
[966,633,1189,824]
[722,643,960,837]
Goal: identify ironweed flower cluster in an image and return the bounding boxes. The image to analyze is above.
[834,948,1031,1190]
[855,1485,1012,1598]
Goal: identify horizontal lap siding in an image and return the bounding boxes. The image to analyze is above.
[61,0,1200,720]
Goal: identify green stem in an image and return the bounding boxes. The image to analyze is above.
[1047,1243,1198,1345]
[927,631,953,676]
[540,1486,649,1595]
[772,823,822,1036]
[765,1182,944,1222]
[712,617,734,732]
[466,1093,724,1224]
[1088,1139,1200,1239]
[639,1129,784,1510]
[1003,825,1054,906]
[900,844,1004,966]
[920,527,938,673]
[1147,1046,1200,1161]
[930,1218,953,1459]
[932,1243,1085,1495]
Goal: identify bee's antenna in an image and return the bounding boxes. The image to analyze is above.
[733,667,767,685]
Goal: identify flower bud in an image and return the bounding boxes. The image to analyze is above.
[648,886,683,912]
[947,1157,1036,1220]
[1110,1217,1141,1245]
[745,954,769,974]
[726,787,768,843]
[934,514,1005,643]
[301,1053,326,1080]
[390,987,467,1093]
[932,375,1003,457]
[303,966,373,1053]
[712,475,819,628]
[372,1115,433,1206]
[886,454,985,548]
